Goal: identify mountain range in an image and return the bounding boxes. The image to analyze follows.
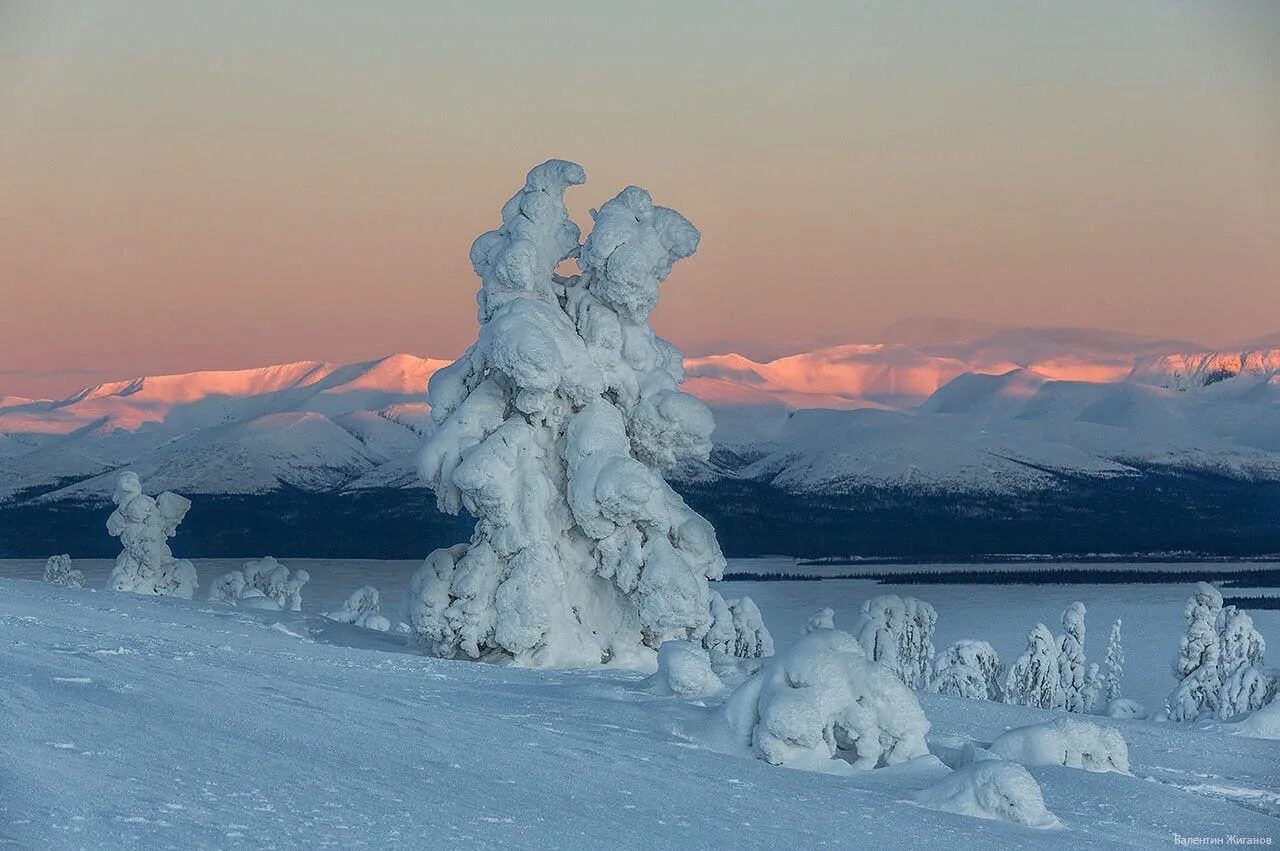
[2,327,1278,559]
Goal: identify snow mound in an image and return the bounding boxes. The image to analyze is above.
[1106,698,1148,720]
[644,641,723,697]
[989,718,1129,774]
[42,554,83,589]
[719,630,929,770]
[916,760,1061,829]
[1227,698,1280,740]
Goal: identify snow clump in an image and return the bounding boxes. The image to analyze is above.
[916,760,1061,829]
[988,717,1129,774]
[644,641,723,697]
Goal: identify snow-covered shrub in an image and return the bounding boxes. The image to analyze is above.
[1216,606,1275,719]
[719,629,929,770]
[915,761,1061,829]
[410,160,725,667]
[1102,617,1124,704]
[854,595,936,689]
[702,591,774,661]
[42,554,83,589]
[644,641,722,697]
[105,471,197,598]
[1106,698,1147,720]
[930,640,1003,701]
[802,607,835,635]
[1005,624,1061,709]
[989,717,1129,774]
[207,557,309,611]
[327,586,391,631]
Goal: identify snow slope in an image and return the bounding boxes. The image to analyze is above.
[4,566,1279,848]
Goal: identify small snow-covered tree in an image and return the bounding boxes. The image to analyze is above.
[1168,582,1224,721]
[1005,624,1061,709]
[855,595,936,689]
[802,607,836,635]
[720,629,930,770]
[1102,617,1124,704]
[930,640,1003,701]
[410,160,727,667]
[1216,606,1276,719]
[1057,602,1088,713]
[42,554,84,589]
[106,471,197,598]
[327,586,391,632]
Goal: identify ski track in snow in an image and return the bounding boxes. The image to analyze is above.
[2,559,1279,849]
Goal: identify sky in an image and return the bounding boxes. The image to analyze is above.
[2,1,1278,399]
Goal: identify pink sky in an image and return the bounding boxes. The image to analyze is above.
[2,2,1278,399]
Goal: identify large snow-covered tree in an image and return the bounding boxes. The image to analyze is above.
[1057,602,1089,713]
[106,471,197,598]
[854,595,937,689]
[930,639,1003,701]
[1168,582,1224,721]
[1005,624,1061,709]
[408,160,729,667]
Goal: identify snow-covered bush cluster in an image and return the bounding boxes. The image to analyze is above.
[1168,582,1276,721]
[208,557,309,611]
[720,629,929,770]
[1004,603,1104,712]
[42,554,83,589]
[704,591,774,661]
[916,760,1061,829]
[326,586,391,632]
[989,717,1130,774]
[930,640,1002,701]
[106,471,197,599]
[409,160,737,668]
[854,595,936,689]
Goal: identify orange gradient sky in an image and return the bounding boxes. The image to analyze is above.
[2,1,1279,398]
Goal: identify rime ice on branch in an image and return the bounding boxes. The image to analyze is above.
[409,160,730,667]
[106,471,197,598]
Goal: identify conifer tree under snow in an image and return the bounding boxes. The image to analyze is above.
[408,160,731,667]
[1103,617,1124,704]
[105,471,197,599]
[1168,582,1225,721]
[930,639,1003,701]
[1005,624,1062,709]
[854,595,937,689]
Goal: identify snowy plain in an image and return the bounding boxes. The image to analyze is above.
[3,557,1279,849]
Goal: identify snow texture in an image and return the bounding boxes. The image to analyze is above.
[207,557,309,612]
[42,554,83,589]
[326,585,391,631]
[854,594,937,689]
[644,640,723,697]
[1005,624,1061,709]
[916,760,1061,829]
[412,160,723,667]
[720,629,929,770]
[105,471,197,598]
[930,640,1003,701]
[989,718,1130,774]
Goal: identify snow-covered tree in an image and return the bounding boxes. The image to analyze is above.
[1216,606,1276,719]
[1168,582,1224,721]
[1102,617,1124,704]
[1005,624,1061,709]
[106,471,197,598]
[1057,602,1088,713]
[327,586,391,632]
[802,607,836,635]
[720,629,930,770]
[42,554,83,589]
[409,160,727,667]
[854,595,936,689]
[207,557,309,611]
[930,640,1003,701]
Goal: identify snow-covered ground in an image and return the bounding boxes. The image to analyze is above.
[4,558,1279,848]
